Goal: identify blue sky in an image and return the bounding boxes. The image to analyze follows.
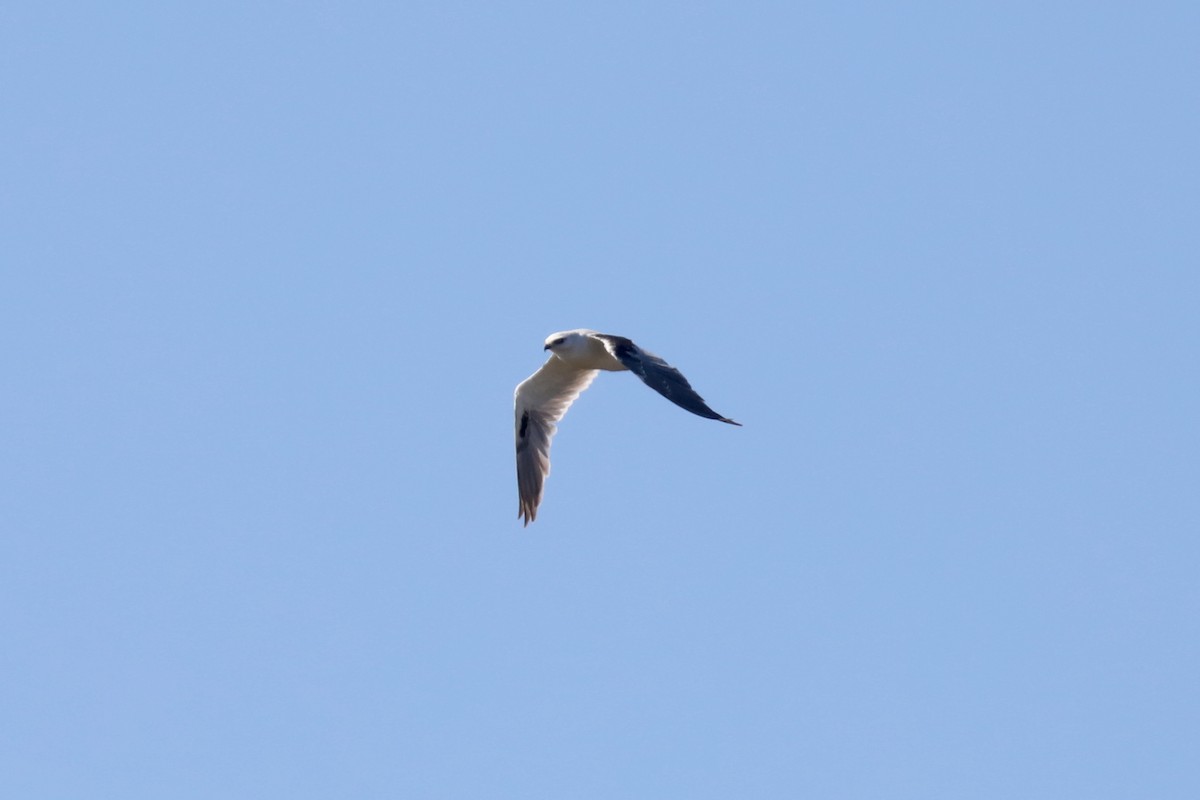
[2,2,1197,797]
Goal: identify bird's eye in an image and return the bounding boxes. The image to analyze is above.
[552,338,565,346]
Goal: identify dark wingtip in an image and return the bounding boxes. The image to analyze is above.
[722,417,743,426]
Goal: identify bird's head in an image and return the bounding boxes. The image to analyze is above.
[543,330,591,357]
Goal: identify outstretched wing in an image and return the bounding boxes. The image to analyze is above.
[594,334,741,426]
[514,357,598,525]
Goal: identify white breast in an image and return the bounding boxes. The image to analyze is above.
[562,336,627,371]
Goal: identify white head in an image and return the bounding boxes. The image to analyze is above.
[543,329,593,357]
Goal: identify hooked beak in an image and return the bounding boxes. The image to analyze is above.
[543,344,552,351]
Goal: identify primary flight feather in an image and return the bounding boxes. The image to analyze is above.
[514,329,740,525]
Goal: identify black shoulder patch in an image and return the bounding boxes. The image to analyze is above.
[518,411,529,438]
[597,333,637,360]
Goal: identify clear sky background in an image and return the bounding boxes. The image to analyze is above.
[3,3,1197,798]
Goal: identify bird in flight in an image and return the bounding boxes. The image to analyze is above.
[514,329,740,525]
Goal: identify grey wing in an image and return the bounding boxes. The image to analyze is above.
[515,409,556,527]
[595,334,741,426]
[514,357,598,525]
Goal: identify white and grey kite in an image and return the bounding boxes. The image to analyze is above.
[514,329,740,525]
